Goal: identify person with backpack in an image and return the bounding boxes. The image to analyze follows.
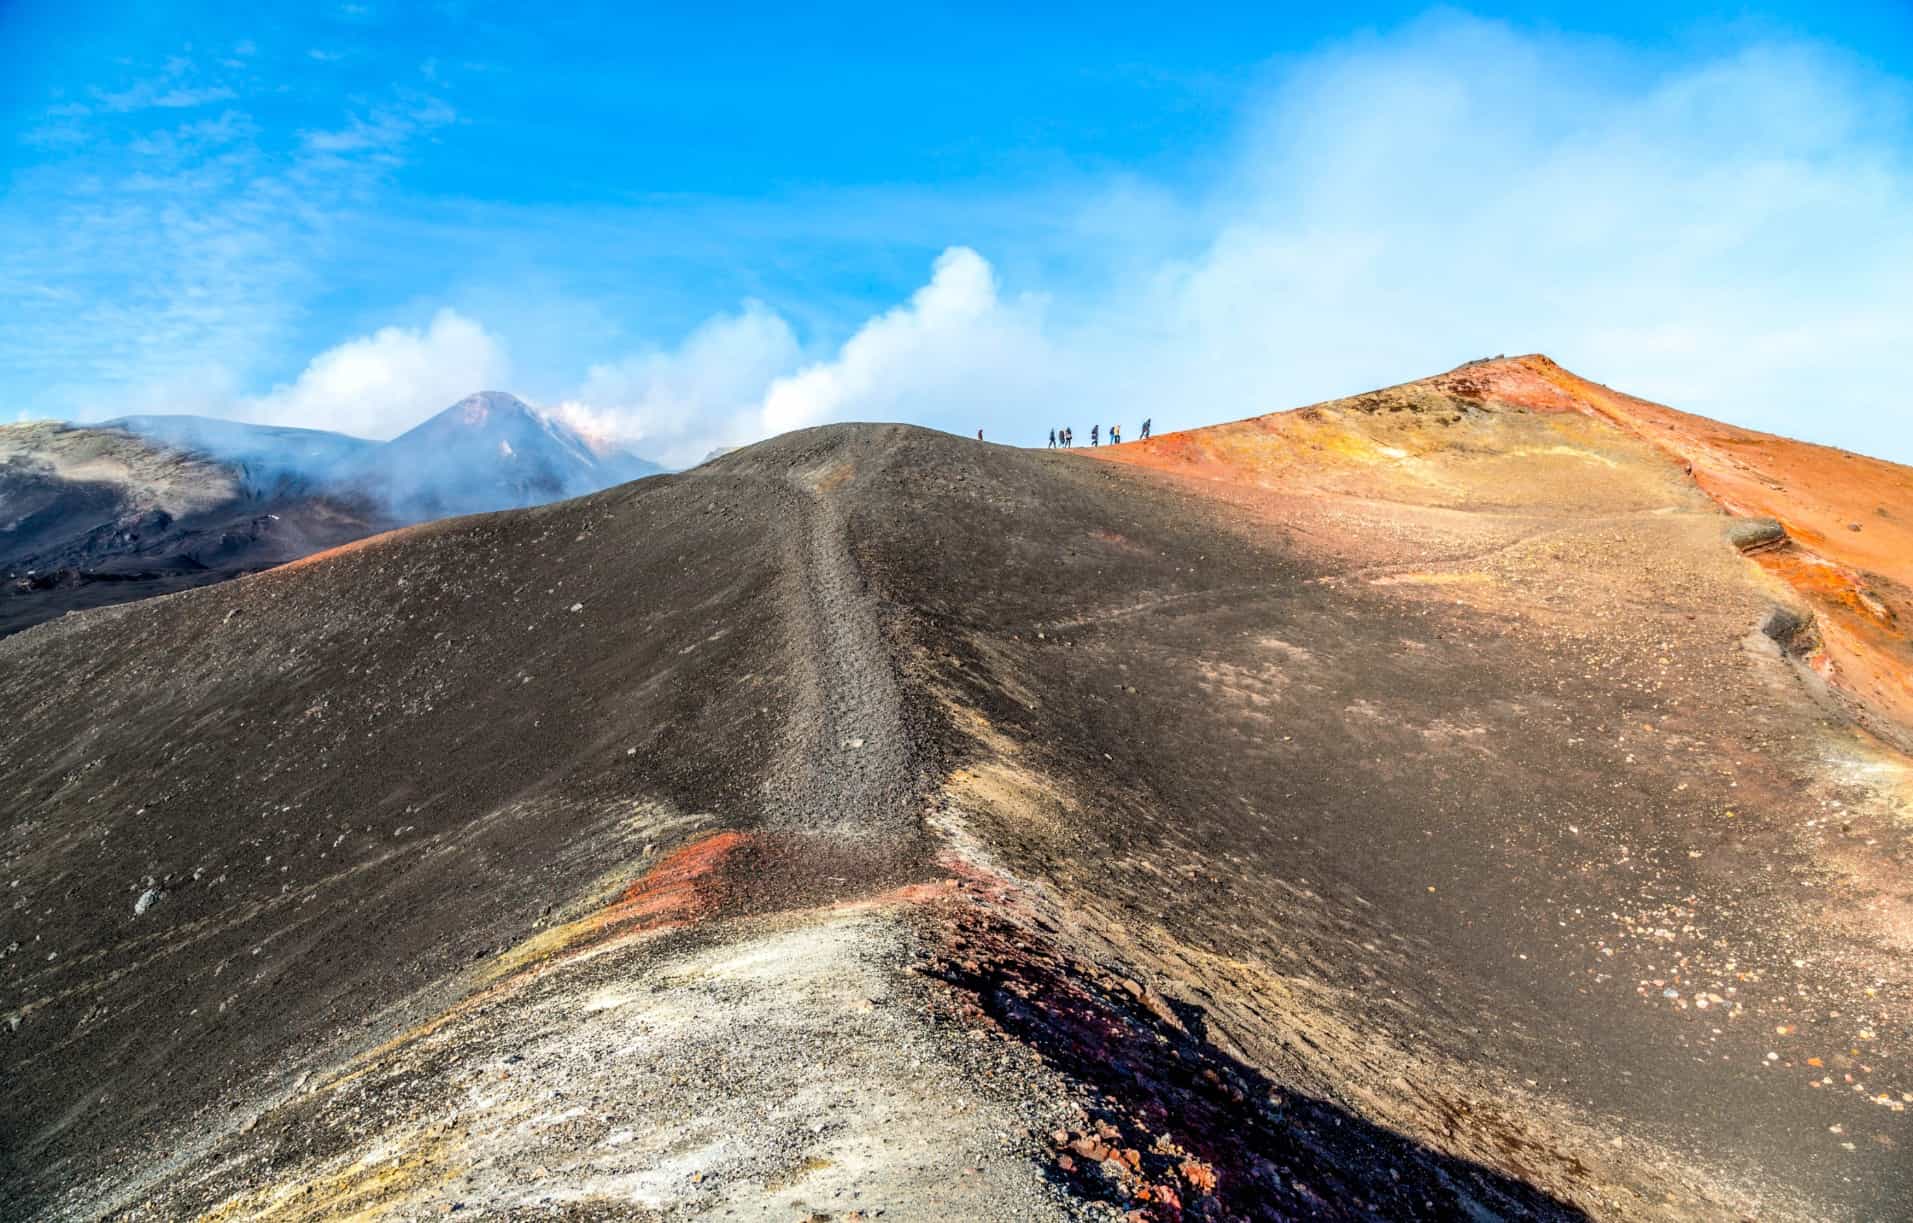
[1090,425,1099,446]
[1141,418,1151,440]
[1111,424,1121,445]
[1048,428,1056,448]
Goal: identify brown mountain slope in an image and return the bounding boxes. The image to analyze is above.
[3,365,1910,1221]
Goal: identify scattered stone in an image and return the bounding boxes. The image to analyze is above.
[1726,517,1787,552]
[1069,1136,1112,1162]
[1760,605,1819,655]
[1178,1158,1218,1194]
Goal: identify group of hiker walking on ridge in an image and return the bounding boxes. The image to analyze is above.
[1047,418,1150,449]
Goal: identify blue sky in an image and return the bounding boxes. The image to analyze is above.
[3,2,1911,466]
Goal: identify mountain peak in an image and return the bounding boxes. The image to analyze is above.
[390,391,559,451]
[374,390,660,519]
[440,390,539,430]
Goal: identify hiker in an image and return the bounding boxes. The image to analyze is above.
[1090,425,1099,446]
[1141,417,1151,440]
[1048,428,1056,448]
[977,429,984,441]
[1111,424,1121,445]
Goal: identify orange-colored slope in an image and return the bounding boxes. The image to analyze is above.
[1513,356,1913,582]
[1091,354,1913,743]
[1513,356,1913,743]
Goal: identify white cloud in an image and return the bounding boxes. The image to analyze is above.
[300,98,456,156]
[240,309,508,438]
[757,247,1058,438]
[542,16,1913,464]
[94,83,237,113]
[550,304,799,468]
[1089,20,1913,455]
[551,247,1066,463]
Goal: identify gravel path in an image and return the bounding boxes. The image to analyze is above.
[762,443,924,852]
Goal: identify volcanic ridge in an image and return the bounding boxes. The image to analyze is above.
[0,393,661,638]
[2,357,1910,1221]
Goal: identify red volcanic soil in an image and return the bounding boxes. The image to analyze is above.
[1513,358,1913,583]
[1525,357,1913,743]
[602,830,750,928]
[273,524,410,574]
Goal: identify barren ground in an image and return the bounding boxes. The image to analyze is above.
[3,360,1909,1220]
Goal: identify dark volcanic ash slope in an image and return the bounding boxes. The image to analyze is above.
[3,361,1911,1221]
[0,421,382,638]
[858,387,1913,1219]
[0,432,1051,1221]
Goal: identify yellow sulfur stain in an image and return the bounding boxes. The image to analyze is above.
[198,1125,464,1222]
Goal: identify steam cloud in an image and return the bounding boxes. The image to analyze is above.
[239,310,509,440]
[548,304,800,468]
